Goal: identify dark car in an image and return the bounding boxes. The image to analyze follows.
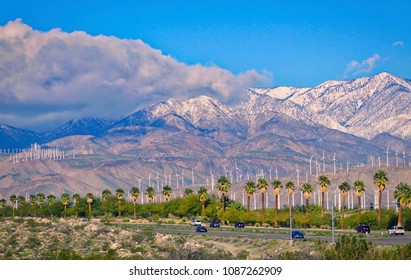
[357,225,371,234]
[291,230,304,239]
[210,221,221,228]
[234,222,245,228]
[196,226,208,233]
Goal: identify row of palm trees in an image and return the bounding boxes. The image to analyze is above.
[219,170,409,228]
[2,170,409,227]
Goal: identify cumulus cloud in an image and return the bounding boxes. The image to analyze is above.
[344,54,381,77]
[0,19,270,131]
[392,41,404,47]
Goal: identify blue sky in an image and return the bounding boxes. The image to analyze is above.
[2,0,410,87]
[0,0,410,130]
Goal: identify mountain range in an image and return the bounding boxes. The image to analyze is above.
[0,72,410,196]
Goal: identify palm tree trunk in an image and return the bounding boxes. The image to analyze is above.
[305,199,309,217]
[274,194,278,227]
[202,201,205,216]
[118,200,121,218]
[357,196,361,215]
[261,192,265,222]
[341,197,345,229]
[321,192,325,218]
[88,203,92,216]
[398,206,403,226]
[247,195,251,212]
[222,194,225,211]
[378,190,382,225]
[64,205,67,219]
[133,201,136,220]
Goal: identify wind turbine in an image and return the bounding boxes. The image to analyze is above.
[210,170,215,192]
[148,173,152,188]
[395,149,399,167]
[322,150,325,172]
[309,155,313,175]
[377,155,381,167]
[136,176,144,192]
[403,150,406,168]
[296,165,300,187]
[275,167,278,180]
[175,172,179,188]
[346,160,349,173]
[156,172,159,191]
[191,168,195,186]
[386,147,389,167]
[333,153,336,174]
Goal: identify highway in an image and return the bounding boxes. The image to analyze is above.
[131,224,411,246]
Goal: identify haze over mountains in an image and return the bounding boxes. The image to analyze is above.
[0,72,410,196]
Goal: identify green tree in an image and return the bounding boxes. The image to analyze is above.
[318,175,331,218]
[61,193,70,219]
[301,183,313,217]
[17,195,26,216]
[393,182,411,226]
[29,194,37,213]
[0,198,6,217]
[47,194,56,218]
[183,188,194,198]
[338,181,351,229]
[130,187,140,219]
[354,180,365,216]
[72,193,81,219]
[145,186,156,203]
[9,195,16,218]
[272,179,282,227]
[162,185,173,202]
[85,193,94,217]
[374,170,389,225]
[37,193,45,209]
[217,176,231,211]
[116,188,125,217]
[257,178,268,222]
[198,187,209,216]
[102,189,112,202]
[285,181,296,211]
[244,181,256,212]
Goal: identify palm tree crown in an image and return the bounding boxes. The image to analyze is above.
[162,185,173,201]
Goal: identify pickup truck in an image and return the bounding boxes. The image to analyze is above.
[388,226,405,235]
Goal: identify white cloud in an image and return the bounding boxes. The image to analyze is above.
[0,19,270,131]
[392,41,404,47]
[344,54,381,77]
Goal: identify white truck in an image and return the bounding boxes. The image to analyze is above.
[190,219,201,226]
[388,226,405,235]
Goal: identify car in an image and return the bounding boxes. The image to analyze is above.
[196,226,207,232]
[234,222,245,228]
[209,221,221,228]
[190,219,201,226]
[388,226,405,235]
[356,225,371,234]
[291,230,304,239]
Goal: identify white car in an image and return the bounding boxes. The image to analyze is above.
[190,220,201,226]
[388,226,405,235]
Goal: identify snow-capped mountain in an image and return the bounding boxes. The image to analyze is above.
[247,72,411,140]
[43,117,112,142]
[0,124,41,149]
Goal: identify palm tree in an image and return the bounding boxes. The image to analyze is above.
[393,182,411,226]
[72,193,81,219]
[217,176,231,211]
[37,193,45,209]
[17,195,26,217]
[285,181,296,212]
[116,188,125,217]
[374,170,389,225]
[318,175,331,218]
[244,181,256,212]
[9,195,16,218]
[0,198,6,217]
[102,189,112,202]
[61,193,70,219]
[272,180,282,227]
[145,186,156,203]
[338,181,351,229]
[198,187,209,216]
[130,187,140,219]
[183,188,194,198]
[85,193,94,217]
[162,185,173,201]
[47,194,56,218]
[301,183,313,217]
[257,178,269,222]
[29,194,36,215]
[354,180,365,215]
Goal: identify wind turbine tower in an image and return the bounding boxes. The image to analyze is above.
[395,149,399,167]
[333,153,336,174]
[191,168,195,186]
[322,150,325,172]
[386,147,389,167]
